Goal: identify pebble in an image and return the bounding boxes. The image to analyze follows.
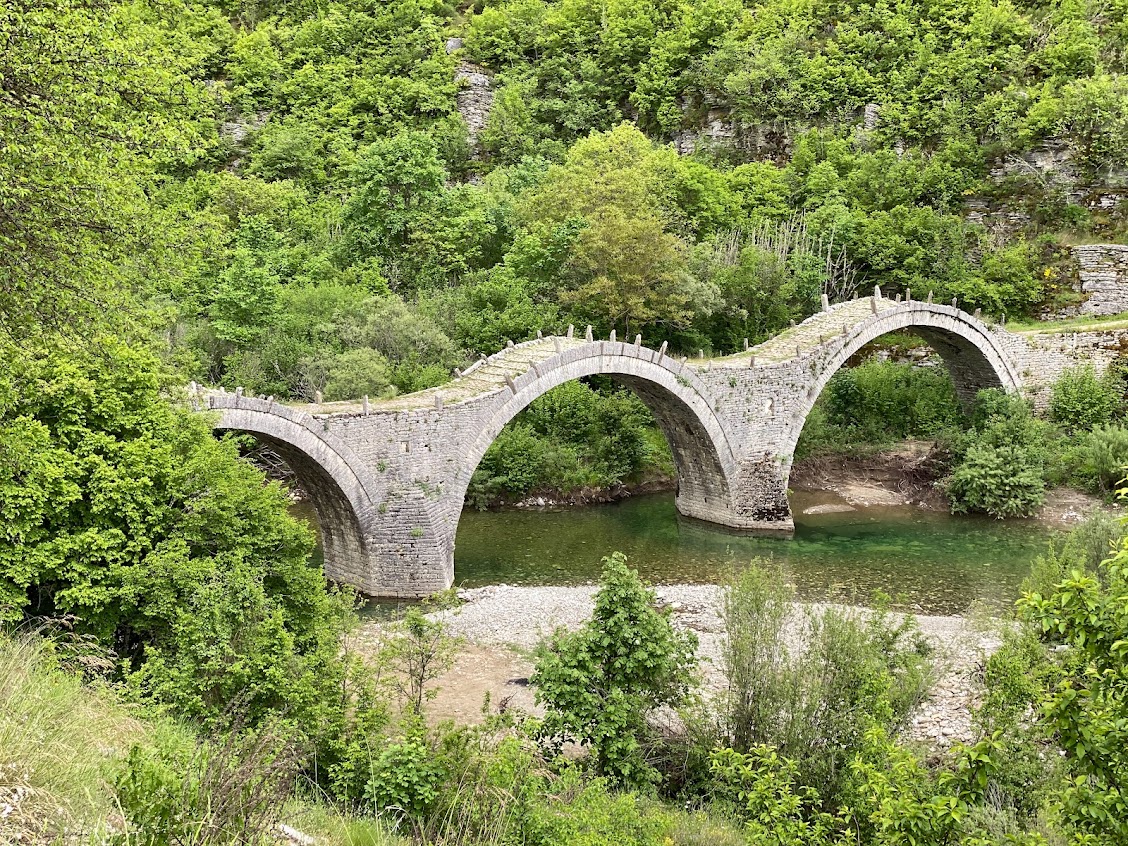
[435,585,1003,747]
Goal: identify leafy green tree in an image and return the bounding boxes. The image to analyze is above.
[343,131,447,269]
[532,552,697,789]
[0,336,355,735]
[0,0,206,333]
[522,125,697,335]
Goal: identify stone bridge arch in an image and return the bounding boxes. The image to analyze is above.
[698,296,1031,529]
[194,296,1082,598]
[209,400,391,589]
[779,299,1023,458]
[445,339,748,537]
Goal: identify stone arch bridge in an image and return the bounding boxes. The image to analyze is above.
[196,293,1085,597]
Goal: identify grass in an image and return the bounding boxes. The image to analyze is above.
[1008,310,1128,334]
[0,631,143,843]
[0,631,408,846]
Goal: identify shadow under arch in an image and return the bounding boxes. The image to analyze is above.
[211,403,381,587]
[446,344,747,547]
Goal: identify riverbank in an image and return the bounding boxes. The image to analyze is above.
[792,441,1113,528]
[468,440,1111,528]
[353,584,1004,748]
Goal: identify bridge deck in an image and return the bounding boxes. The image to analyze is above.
[713,297,889,364]
[195,296,1083,418]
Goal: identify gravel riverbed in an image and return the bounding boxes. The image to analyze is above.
[422,584,1004,747]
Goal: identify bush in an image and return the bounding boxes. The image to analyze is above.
[363,736,443,824]
[947,441,1047,518]
[116,722,302,846]
[1070,423,1128,493]
[531,553,697,789]
[1019,544,1128,839]
[1050,365,1122,432]
[946,389,1054,518]
[466,382,672,505]
[822,357,963,442]
[708,563,932,806]
[797,356,963,456]
[0,336,398,799]
[520,767,673,846]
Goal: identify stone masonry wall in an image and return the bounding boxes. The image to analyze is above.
[1074,244,1128,316]
[455,62,493,143]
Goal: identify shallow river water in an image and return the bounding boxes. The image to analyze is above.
[297,492,1054,616]
[452,492,1051,616]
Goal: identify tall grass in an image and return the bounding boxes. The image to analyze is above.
[0,632,408,846]
[0,631,142,842]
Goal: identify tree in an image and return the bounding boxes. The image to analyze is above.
[0,0,206,333]
[522,124,696,335]
[342,131,447,268]
[0,335,354,734]
[531,552,697,788]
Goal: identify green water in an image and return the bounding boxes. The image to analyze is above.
[452,492,1052,616]
[295,492,1053,616]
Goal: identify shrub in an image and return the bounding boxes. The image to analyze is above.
[946,389,1054,518]
[796,356,964,457]
[521,765,674,846]
[710,745,837,845]
[1019,546,1128,840]
[382,599,463,715]
[1071,423,1128,493]
[1050,365,1121,432]
[822,358,963,441]
[946,441,1047,518]
[467,382,670,505]
[531,553,697,789]
[0,338,358,733]
[115,722,303,846]
[709,563,932,806]
[363,736,443,824]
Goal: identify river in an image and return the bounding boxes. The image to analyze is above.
[296,492,1052,616]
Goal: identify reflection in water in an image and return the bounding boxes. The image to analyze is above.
[293,492,1053,616]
